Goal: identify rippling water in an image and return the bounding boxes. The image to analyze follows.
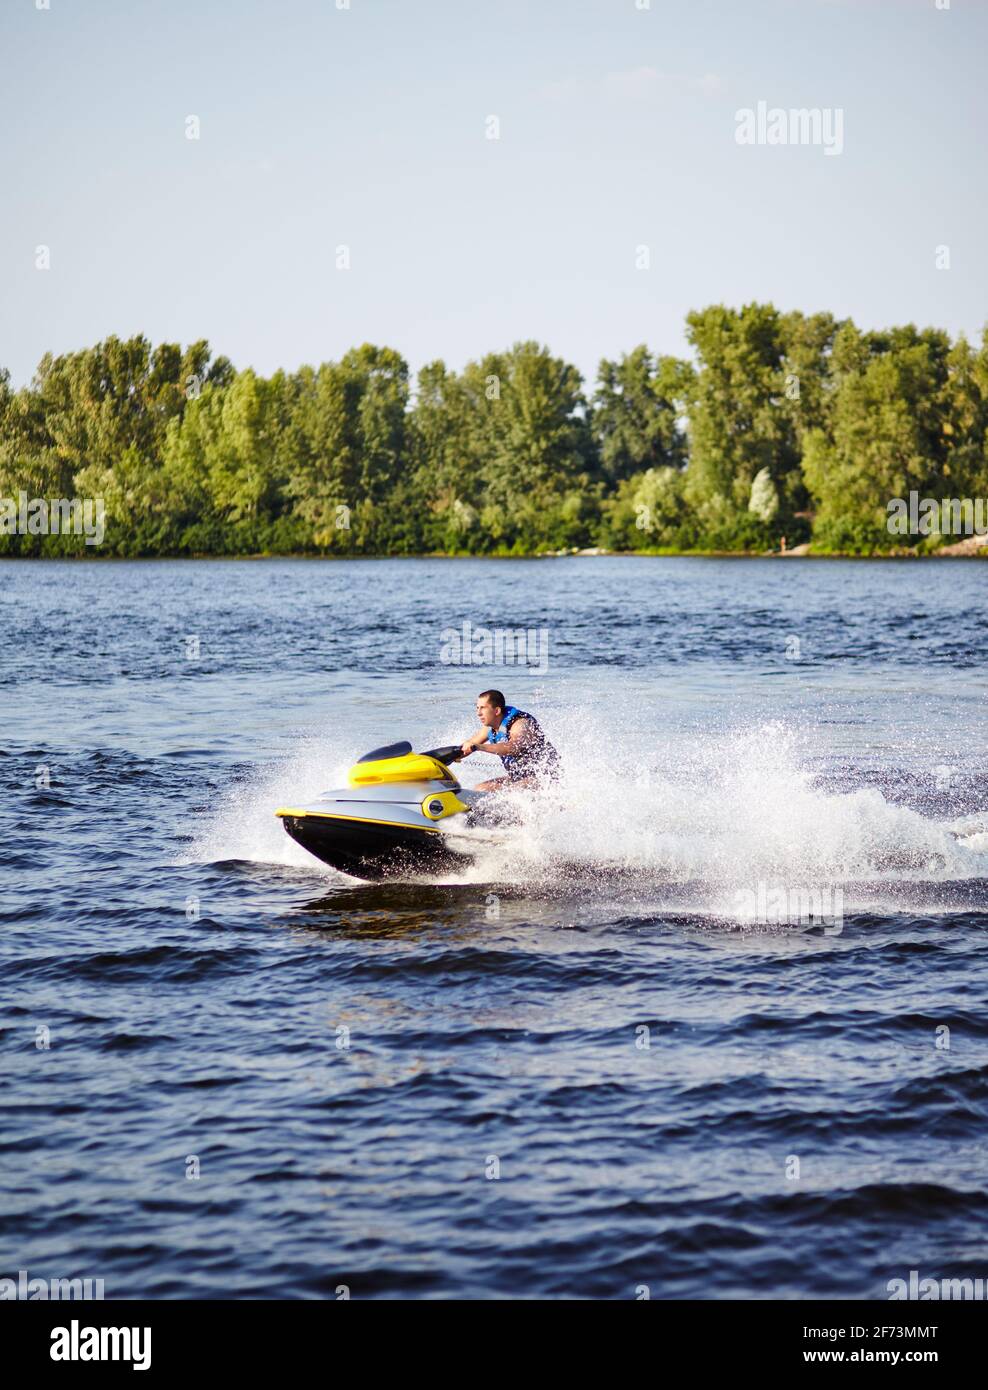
[2,556,987,1298]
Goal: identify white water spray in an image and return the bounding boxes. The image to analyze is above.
[190,715,988,905]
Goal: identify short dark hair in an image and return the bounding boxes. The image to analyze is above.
[478,689,506,712]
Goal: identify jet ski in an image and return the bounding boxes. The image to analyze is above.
[275,740,494,880]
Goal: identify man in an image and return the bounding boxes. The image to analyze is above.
[461,689,560,792]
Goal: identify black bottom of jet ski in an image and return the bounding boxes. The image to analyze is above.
[281,813,475,881]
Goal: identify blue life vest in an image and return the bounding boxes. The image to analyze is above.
[488,706,526,750]
[488,707,558,777]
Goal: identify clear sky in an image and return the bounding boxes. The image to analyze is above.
[2,0,986,389]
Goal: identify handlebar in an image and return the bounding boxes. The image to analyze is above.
[420,744,465,766]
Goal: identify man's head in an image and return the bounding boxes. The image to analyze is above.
[476,689,506,730]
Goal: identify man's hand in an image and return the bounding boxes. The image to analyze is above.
[462,730,490,757]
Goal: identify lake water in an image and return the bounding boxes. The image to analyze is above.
[2,555,987,1298]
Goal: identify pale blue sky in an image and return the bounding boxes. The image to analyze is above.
[2,0,985,390]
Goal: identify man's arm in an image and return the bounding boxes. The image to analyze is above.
[460,727,491,757]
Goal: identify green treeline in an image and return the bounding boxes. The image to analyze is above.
[2,303,987,558]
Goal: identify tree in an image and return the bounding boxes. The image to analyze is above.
[938,327,988,501]
[458,341,597,550]
[286,345,410,550]
[159,368,294,553]
[802,324,953,552]
[1,337,233,553]
[592,347,691,483]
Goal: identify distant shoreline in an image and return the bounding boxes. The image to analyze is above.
[3,542,987,563]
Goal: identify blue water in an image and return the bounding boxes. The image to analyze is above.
[2,556,987,1298]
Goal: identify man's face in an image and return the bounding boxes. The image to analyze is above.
[476,697,503,729]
